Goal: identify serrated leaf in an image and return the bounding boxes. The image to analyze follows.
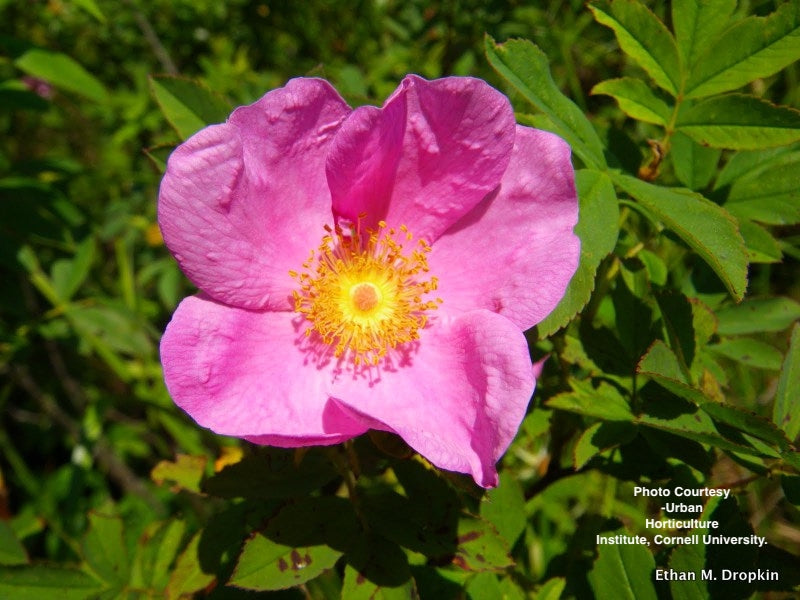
[672,0,736,69]
[677,94,800,150]
[484,37,606,168]
[588,531,658,600]
[699,402,788,451]
[638,340,706,404]
[481,472,526,546]
[547,379,634,421]
[589,0,681,96]
[685,1,800,99]
[707,338,784,370]
[15,48,107,103]
[612,173,748,301]
[149,76,231,140]
[536,170,619,336]
[151,454,207,493]
[81,512,128,585]
[0,565,103,599]
[591,78,672,125]
[670,131,721,190]
[773,324,800,441]
[230,497,357,591]
[715,297,800,335]
[231,533,342,591]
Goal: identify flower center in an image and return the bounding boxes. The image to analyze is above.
[290,217,441,366]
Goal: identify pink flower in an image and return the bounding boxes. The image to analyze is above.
[159,76,579,487]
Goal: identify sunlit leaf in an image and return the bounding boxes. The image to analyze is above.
[612,174,748,301]
[685,1,800,99]
[591,78,671,125]
[589,0,681,96]
[672,0,736,69]
[677,94,800,150]
[484,36,606,168]
[536,170,618,336]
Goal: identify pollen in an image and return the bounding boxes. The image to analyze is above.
[290,217,442,366]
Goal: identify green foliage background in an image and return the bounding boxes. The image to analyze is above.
[1,0,799,598]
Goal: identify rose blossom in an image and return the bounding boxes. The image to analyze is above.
[159,75,579,487]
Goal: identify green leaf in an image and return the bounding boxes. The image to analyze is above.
[165,532,215,600]
[0,565,103,599]
[612,174,748,301]
[480,472,526,546]
[667,540,708,600]
[699,402,788,451]
[203,448,338,498]
[150,454,207,494]
[738,219,783,264]
[773,324,800,441]
[0,520,27,566]
[723,151,800,225]
[342,535,416,600]
[547,379,634,421]
[715,297,800,335]
[15,48,107,103]
[130,520,186,591]
[50,237,95,301]
[655,290,696,372]
[229,497,358,591]
[574,421,637,469]
[81,512,128,585]
[484,37,606,168]
[670,131,721,190]
[589,0,681,96]
[715,145,800,190]
[676,94,800,150]
[465,573,502,600]
[536,170,619,336]
[588,530,658,600]
[231,533,342,591]
[73,0,106,22]
[535,577,567,600]
[637,340,706,404]
[672,0,736,69]
[707,338,784,370]
[591,78,672,125]
[149,76,231,140]
[685,1,800,99]
[452,517,514,573]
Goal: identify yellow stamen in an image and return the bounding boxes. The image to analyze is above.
[290,217,440,366]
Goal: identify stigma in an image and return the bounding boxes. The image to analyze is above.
[290,216,441,366]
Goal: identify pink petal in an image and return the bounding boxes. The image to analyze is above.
[160,295,368,445]
[429,126,580,331]
[329,310,536,487]
[158,78,351,311]
[328,75,515,243]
